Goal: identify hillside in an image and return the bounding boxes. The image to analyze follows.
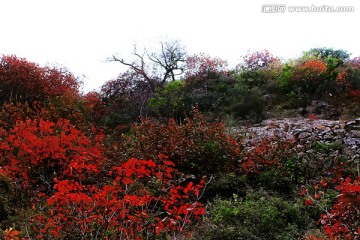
[0,47,360,239]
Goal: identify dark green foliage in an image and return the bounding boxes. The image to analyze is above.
[302,48,350,61]
[255,170,296,195]
[149,80,188,122]
[185,75,238,117]
[228,87,265,122]
[100,71,155,128]
[313,142,342,154]
[0,174,13,223]
[203,173,248,200]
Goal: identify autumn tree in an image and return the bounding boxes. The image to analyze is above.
[240,50,280,71]
[149,80,188,122]
[183,53,235,115]
[109,40,187,92]
[100,71,154,126]
[185,53,228,82]
[236,50,281,89]
[102,40,186,126]
[335,56,360,102]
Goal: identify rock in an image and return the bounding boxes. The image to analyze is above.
[350,125,360,131]
[333,129,345,135]
[344,138,357,145]
[345,121,356,128]
[265,124,279,130]
[315,125,326,130]
[333,125,340,129]
[351,130,360,138]
[298,132,312,139]
[323,133,334,141]
[237,117,359,159]
[321,127,332,134]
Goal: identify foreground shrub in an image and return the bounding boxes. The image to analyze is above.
[31,155,206,239]
[0,117,106,194]
[304,177,360,240]
[321,177,360,239]
[194,190,311,240]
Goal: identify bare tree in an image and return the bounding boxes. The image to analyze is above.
[108,40,187,92]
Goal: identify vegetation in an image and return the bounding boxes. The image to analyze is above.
[0,45,359,239]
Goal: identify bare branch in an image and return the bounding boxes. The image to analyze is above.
[109,39,187,91]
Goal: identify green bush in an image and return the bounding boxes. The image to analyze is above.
[228,87,265,122]
[193,190,313,240]
[149,80,188,121]
[203,173,248,200]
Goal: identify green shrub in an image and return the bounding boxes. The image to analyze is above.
[203,173,248,200]
[229,87,265,122]
[194,190,313,240]
[149,80,188,121]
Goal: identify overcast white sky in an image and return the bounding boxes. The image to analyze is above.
[1,0,359,92]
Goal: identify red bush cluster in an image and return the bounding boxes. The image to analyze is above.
[0,109,206,239]
[31,154,205,239]
[0,55,80,102]
[116,108,241,175]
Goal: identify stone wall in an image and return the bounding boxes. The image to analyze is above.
[235,117,360,161]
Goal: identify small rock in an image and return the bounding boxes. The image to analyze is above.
[351,130,360,138]
[323,133,334,141]
[315,125,326,130]
[345,121,356,128]
[265,124,278,130]
[344,138,357,145]
[299,132,312,139]
[321,127,332,134]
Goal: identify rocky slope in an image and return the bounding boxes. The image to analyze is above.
[234,117,360,163]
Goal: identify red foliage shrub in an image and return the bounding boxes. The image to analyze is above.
[0,117,106,192]
[0,102,38,131]
[240,136,296,174]
[3,228,22,240]
[300,60,327,74]
[32,155,205,239]
[115,108,240,176]
[320,177,360,240]
[83,91,106,123]
[336,70,348,86]
[0,55,81,102]
[293,60,326,83]
[286,59,328,95]
[334,58,360,102]
[301,160,359,240]
[185,53,228,82]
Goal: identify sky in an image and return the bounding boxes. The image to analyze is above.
[1,0,359,93]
